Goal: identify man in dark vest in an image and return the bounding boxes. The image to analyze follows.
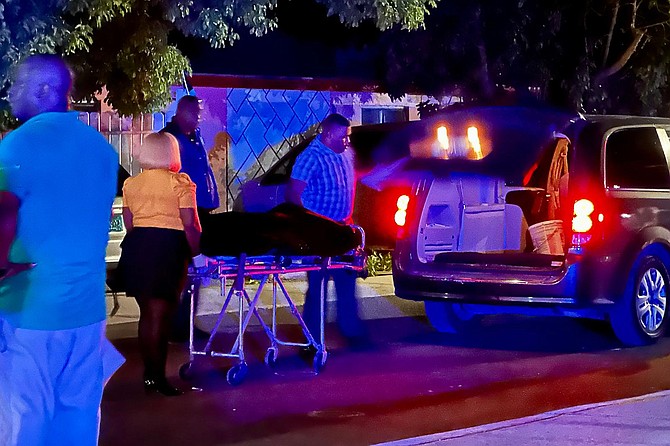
[162,95,219,341]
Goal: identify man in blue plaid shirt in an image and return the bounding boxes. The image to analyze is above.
[286,113,367,347]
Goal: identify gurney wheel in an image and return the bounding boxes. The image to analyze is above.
[226,362,248,386]
[179,362,195,381]
[313,350,327,374]
[264,348,278,368]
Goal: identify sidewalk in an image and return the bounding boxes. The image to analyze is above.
[377,390,670,446]
[105,273,416,340]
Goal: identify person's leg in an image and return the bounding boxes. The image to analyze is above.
[302,270,327,342]
[137,298,182,396]
[0,322,113,446]
[48,322,108,446]
[188,206,214,337]
[171,276,202,341]
[332,269,366,341]
[0,320,54,446]
[0,321,53,446]
[0,319,11,445]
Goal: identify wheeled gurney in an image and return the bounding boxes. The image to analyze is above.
[178,204,366,386]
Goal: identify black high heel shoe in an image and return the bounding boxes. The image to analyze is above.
[143,377,184,397]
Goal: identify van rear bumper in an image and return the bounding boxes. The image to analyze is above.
[392,251,618,307]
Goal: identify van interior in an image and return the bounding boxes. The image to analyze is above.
[416,135,571,264]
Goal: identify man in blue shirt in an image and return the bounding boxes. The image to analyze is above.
[161,95,219,217]
[286,113,366,348]
[162,95,219,341]
[0,54,124,445]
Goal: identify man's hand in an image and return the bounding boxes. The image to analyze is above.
[191,254,214,269]
[0,262,35,281]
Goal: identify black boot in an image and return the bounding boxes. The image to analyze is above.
[143,376,184,397]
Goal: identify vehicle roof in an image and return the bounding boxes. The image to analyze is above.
[581,114,670,126]
[368,107,670,185]
[268,108,670,186]
[377,106,578,185]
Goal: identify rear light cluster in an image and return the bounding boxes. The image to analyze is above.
[390,190,606,249]
[395,193,414,240]
[395,195,410,227]
[571,198,605,252]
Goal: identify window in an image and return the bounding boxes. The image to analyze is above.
[260,136,314,186]
[605,127,670,189]
[361,107,409,125]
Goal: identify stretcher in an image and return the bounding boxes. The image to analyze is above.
[178,226,366,386]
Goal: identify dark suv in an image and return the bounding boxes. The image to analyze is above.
[392,106,670,346]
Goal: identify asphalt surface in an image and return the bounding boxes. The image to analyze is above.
[102,274,670,446]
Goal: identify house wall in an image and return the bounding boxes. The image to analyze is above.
[85,81,434,212]
[193,86,430,212]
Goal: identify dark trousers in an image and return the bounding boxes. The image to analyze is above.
[302,269,364,341]
[171,207,213,339]
[171,276,201,340]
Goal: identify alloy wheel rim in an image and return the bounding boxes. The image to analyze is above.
[636,267,667,334]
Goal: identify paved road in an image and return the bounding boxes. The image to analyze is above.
[101,274,670,446]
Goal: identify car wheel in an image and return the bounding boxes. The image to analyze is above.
[424,301,478,334]
[610,252,669,346]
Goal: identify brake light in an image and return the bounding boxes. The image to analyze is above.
[572,199,594,233]
[467,126,483,159]
[570,198,606,252]
[437,126,449,155]
[395,193,415,240]
[395,195,410,227]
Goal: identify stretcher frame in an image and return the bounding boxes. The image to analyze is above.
[178,229,366,386]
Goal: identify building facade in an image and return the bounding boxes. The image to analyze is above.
[84,74,443,211]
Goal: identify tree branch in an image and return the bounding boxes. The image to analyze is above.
[595,27,645,82]
[602,0,620,67]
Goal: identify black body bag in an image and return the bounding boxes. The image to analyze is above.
[199,203,362,257]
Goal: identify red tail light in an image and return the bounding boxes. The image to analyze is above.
[395,192,414,240]
[570,197,606,253]
[395,195,410,227]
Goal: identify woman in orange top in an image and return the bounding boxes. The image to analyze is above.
[118,132,201,396]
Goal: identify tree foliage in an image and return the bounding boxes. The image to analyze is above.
[0,0,437,129]
[378,0,670,116]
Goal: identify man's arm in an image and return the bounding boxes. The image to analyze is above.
[179,207,202,256]
[285,178,307,206]
[0,191,19,267]
[122,207,134,232]
[0,191,33,278]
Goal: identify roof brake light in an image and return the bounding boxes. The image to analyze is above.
[467,126,483,160]
[437,126,449,154]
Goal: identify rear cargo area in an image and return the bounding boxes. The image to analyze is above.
[416,174,566,265]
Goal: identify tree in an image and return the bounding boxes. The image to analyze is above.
[0,0,438,129]
[377,0,670,116]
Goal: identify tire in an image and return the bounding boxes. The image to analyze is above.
[313,349,327,374]
[424,301,478,334]
[226,362,248,386]
[264,348,278,368]
[610,252,669,346]
[179,362,195,381]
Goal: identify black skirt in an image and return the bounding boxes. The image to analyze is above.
[118,227,191,301]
